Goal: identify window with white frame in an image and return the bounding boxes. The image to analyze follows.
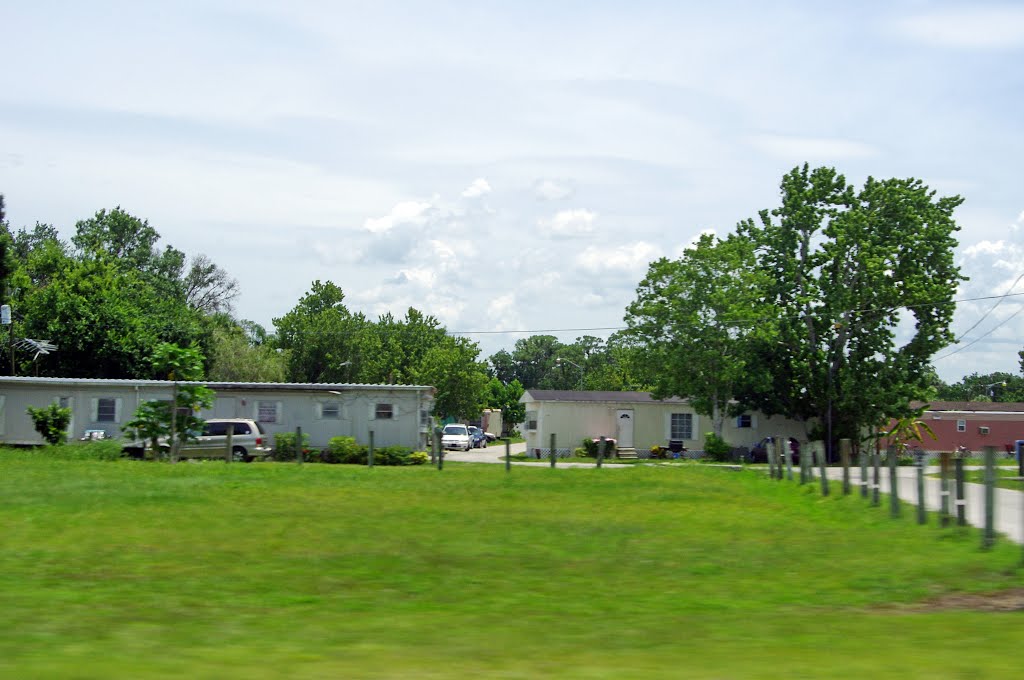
[736,414,753,428]
[526,411,538,431]
[257,400,280,423]
[420,409,431,429]
[321,402,340,419]
[374,403,394,420]
[956,419,966,433]
[96,398,118,422]
[670,413,693,440]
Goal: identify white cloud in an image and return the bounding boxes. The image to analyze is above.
[533,179,573,201]
[575,242,662,274]
[363,200,432,234]
[895,7,1024,49]
[539,209,597,237]
[461,177,492,198]
[749,134,878,161]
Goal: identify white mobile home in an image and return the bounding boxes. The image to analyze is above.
[520,390,806,456]
[0,377,434,450]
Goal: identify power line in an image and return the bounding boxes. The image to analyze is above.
[449,291,1024,336]
[949,271,1024,343]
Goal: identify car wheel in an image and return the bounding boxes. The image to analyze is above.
[232,446,251,463]
[481,440,487,448]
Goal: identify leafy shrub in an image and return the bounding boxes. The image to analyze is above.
[324,437,415,465]
[409,451,429,465]
[581,437,616,458]
[573,447,588,458]
[325,436,363,464]
[703,433,733,462]
[273,432,313,461]
[26,403,73,445]
[650,445,668,459]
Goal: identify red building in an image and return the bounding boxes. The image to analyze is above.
[895,401,1024,455]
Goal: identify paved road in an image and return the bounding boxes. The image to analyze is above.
[813,464,1024,545]
[443,445,1024,544]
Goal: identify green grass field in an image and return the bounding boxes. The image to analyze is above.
[2,452,1023,679]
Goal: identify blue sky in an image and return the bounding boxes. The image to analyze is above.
[2,0,1022,383]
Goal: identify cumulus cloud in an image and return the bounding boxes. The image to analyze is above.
[895,7,1024,49]
[575,241,662,275]
[461,177,492,198]
[539,209,597,237]
[363,200,432,234]
[533,179,573,201]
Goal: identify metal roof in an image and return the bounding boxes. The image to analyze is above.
[912,400,1024,414]
[0,376,434,393]
[521,389,688,404]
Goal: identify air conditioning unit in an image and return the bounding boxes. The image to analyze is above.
[979,426,990,435]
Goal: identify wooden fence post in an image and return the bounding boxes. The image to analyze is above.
[550,433,557,468]
[888,445,900,518]
[983,446,996,550]
[916,451,926,525]
[840,438,851,496]
[368,429,374,469]
[816,441,830,496]
[225,427,233,463]
[859,447,868,498]
[296,426,303,464]
[505,437,511,473]
[940,452,951,527]
[871,443,880,507]
[954,455,966,526]
[597,435,606,469]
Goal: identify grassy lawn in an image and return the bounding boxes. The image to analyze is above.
[2,452,1023,679]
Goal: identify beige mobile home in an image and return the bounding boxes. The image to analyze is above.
[520,390,806,457]
[0,377,434,450]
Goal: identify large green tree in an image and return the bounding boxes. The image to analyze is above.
[273,281,378,383]
[935,371,1024,403]
[625,233,769,437]
[735,165,964,450]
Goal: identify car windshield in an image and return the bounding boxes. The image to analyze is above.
[443,425,467,435]
[469,427,481,435]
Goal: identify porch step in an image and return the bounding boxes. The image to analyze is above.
[616,448,638,459]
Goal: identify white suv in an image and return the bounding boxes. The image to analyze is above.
[124,418,272,462]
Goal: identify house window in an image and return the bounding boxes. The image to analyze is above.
[58,396,72,409]
[97,398,118,422]
[375,403,394,420]
[257,401,279,423]
[670,413,693,440]
[736,414,753,428]
[956,419,966,433]
[420,409,431,428]
[526,411,538,431]
[321,402,340,419]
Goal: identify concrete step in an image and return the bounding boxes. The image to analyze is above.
[617,448,638,459]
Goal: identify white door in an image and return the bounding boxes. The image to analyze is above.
[616,409,634,448]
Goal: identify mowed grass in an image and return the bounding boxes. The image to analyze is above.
[1,455,1023,679]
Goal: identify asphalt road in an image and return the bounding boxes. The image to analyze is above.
[443,445,1024,544]
[817,464,1024,545]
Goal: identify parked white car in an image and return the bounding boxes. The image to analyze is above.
[441,424,472,451]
